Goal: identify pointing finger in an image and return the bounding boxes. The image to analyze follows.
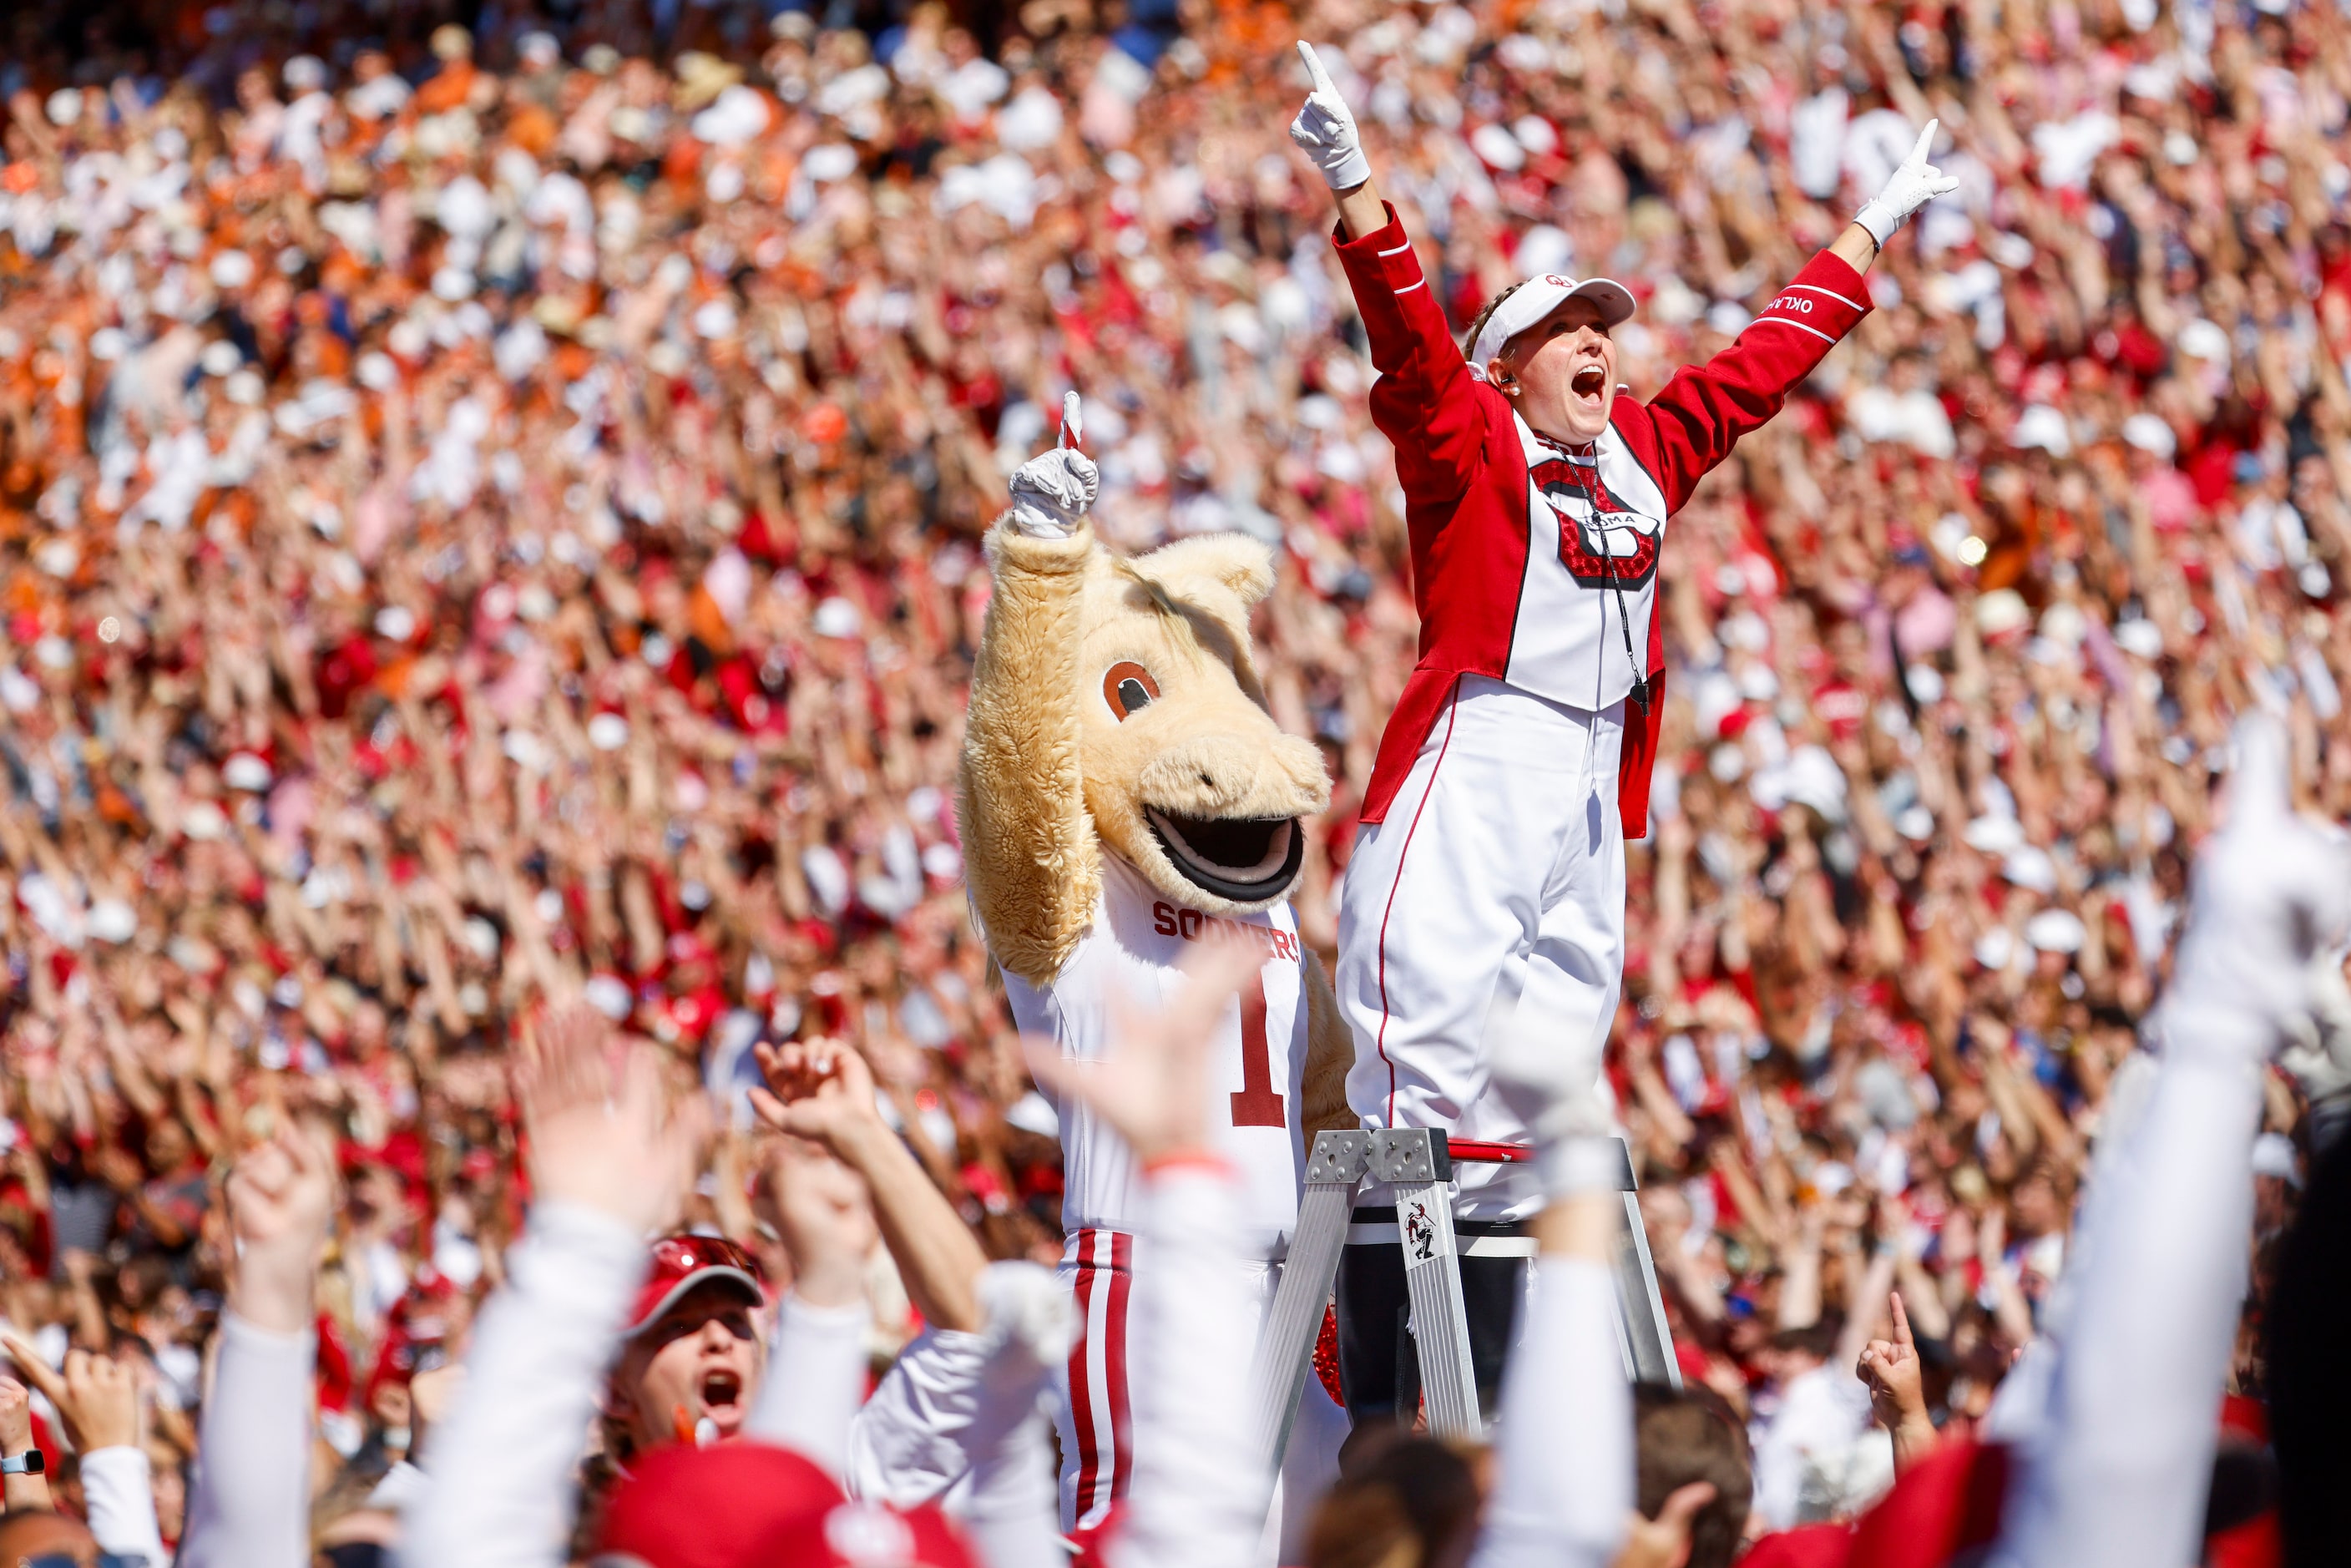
[1890,1290,1915,1353]
[1297,41,1337,95]
[1910,119,1939,165]
[1059,390,1084,451]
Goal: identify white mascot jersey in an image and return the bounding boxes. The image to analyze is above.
[999,855,1312,1260]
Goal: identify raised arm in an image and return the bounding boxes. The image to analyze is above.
[1469,958,1636,1568]
[179,1125,338,1568]
[752,1037,988,1336]
[743,1035,995,1474]
[1292,41,1490,508]
[1635,122,1956,510]
[741,1127,878,1477]
[957,404,1104,987]
[1996,720,2350,1568]
[401,1008,705,1568]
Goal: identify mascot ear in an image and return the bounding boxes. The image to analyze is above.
[1130,533,1277,609]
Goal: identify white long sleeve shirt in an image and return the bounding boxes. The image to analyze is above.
[1469,1257,1632,1568]
[1990,1041,2263,1568]
[846,1319,1061,1568]
[1112,1165,1273,1568]
[80,1445,170,1566]
[747,1292,873,1477]
[178,1313,317,1568]
[399,1201,646,1568]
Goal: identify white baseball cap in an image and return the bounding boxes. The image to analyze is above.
[1467,274,1637,378]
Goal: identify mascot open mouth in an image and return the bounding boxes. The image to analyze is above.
[1144,808,1304,903]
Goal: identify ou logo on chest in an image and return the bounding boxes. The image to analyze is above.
[1532,478,1662,590]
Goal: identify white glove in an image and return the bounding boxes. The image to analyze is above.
[2278,948,2351,1108]
[973,1262,1079,1429]
[976,1261,1080,1373]
[1851,119,1961,246]
[1488,1032,1620,1197]
[1006,392,1097,539]
[1288,43,1369,192]
[2165,716,2351,1065]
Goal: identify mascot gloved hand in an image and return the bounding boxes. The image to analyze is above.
[958,394,1354,1543]
[1007,393,1100,540]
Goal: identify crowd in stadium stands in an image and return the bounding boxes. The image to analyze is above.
[0,0,2345,1555]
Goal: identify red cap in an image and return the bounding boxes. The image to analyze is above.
[625,1233,766,1338]
[594,1444,977,1568]
[594,1441,841,1567]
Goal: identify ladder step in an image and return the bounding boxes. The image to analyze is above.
[1248,1130,1680,1470]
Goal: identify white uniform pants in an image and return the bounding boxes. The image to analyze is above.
[1055,1230,1347,1560]
[1336,675,1626,1222]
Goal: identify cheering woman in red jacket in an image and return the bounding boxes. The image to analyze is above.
[1287,40,1957,1423]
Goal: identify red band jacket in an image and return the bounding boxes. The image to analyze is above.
[1333,205,1872,838]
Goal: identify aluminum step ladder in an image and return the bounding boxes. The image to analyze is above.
[1248,1128,1679,1462]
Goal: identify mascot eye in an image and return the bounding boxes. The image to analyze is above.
[1102,661,1160,721]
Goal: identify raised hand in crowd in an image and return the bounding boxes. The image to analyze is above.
[0,1333,134,1456]
[1023,941,1265,1167]
[519,1003,708,1236]
[224,1124,337,1335]
[753,1036,983,1333]
[1857,1292,1937,1474]
[762,1128,880,1311]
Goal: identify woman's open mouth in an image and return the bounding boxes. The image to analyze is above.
[1571,365,1606,402]
[1145,808,1304,903]
[698,1369,745,1423]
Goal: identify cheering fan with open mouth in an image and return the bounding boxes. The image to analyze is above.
[1287,38,1958,1424]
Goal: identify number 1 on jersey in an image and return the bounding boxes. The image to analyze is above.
[1230,968,1286,1127]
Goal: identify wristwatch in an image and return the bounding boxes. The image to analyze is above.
[0,1449,44,1474]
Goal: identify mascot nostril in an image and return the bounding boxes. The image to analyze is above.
[958,399,1356,1541]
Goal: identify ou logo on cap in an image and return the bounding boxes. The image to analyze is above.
[1545,275,1575,287]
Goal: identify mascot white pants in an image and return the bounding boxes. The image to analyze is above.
[1054,1232,1349,1558]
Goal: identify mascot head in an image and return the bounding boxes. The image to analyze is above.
[1073,533,1330,916]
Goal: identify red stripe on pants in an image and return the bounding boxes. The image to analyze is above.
[1067,1229,1134,1528]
